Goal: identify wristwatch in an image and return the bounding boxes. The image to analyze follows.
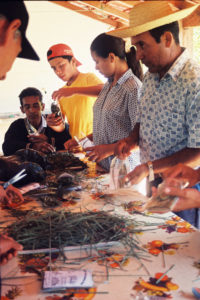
[147,161,154,182]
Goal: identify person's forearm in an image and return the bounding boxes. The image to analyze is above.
[150,147,200,175]
[68,85,103,97]
[127,123,140,149]
[197,168,200,182]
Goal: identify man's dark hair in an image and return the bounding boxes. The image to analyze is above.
[149,21,180,44]
[19,87,43,106]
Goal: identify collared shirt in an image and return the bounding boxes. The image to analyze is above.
[138,49,200,163]
[37,115,47,133]
[2,116,71,156]
[25,115,47,134]
[60,72,102,138]
[93,69,142,171]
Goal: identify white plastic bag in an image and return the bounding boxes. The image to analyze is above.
[109,157,130,190]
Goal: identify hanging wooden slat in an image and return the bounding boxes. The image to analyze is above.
[51,0,200,28]
[51,0,129,28]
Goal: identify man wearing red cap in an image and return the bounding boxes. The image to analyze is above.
[47,43,103,139]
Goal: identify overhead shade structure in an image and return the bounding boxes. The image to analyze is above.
[51,0,200,29]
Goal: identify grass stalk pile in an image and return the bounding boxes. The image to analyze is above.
[5,210,146,255]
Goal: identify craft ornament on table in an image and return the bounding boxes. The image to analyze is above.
[132,271,179,298]
[22,171,82,207]
[143,240,181,256]
[90,249,130,269]
[45,151,87,171]
[159,216,195,234]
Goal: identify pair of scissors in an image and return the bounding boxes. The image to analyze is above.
[3,169,27,189]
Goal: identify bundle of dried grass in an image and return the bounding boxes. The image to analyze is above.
[5,210,145,253]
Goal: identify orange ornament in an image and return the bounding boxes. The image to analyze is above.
[177,227,189,233]
[151,240,164,247]
[74,287,97,299]
[166,282,179,290]
[149,248,161,255]
[155,273,169,282]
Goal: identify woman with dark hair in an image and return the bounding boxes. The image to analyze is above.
[65,33,143,172]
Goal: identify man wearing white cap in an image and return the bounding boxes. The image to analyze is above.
[0,1,39,265]
[109,1,200,225]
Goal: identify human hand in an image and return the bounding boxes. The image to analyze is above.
[28,133,48,143]
[125,163,149,185]
[162,163,199,187]
[0,185,24,208]
[114,137,133,160]
[159,179,200,211]
[64,138,80,152]
[85,144,113,163]
[52,87,75,100]
[0,234,23,265]
[31,141,55,154]
[46,113,65,132]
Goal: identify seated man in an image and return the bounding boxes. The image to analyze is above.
[2,87,71,155]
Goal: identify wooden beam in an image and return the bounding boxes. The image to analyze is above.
[51,1,129,28]
[81,1,130,21]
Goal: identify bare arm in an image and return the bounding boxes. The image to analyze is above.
[52,84,104,100]
[114,123,140,159]
[126,147,200,185]
[85,143,115,163]
[162,163,200,187]
[151,147,200,175]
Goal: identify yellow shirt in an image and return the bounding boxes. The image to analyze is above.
[60,72,102,138]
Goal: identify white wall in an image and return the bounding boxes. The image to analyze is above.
[0,1,108,114]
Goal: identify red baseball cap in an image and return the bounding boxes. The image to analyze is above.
[47,44,81,66]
